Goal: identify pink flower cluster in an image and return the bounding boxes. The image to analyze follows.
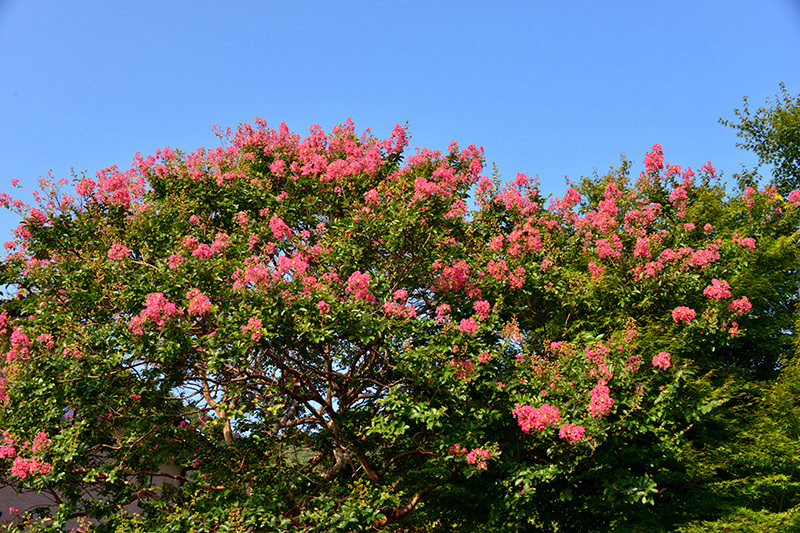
[168,253,183,269]
[644,144,664,173]
[459,318,478,334]
[703,279,732,300]
[587,380,614,417]
[129,293,183,334]
[6,328,32,361]
[269,216,292,240]
[733,232,756,250]
[728,296,752,316]
[466,448,492,470]
[242,317,263,341]
[433,260,472,294]
[1,431,53,479]
[512,403,561,433]
[448,358,474,380]
[596,235,623,260]
[0,431,15,458]
[672,306,696,324]
[652,351,671,370]
[346,271,376,303]
[449,444,492,470]
[186,289,212,316]
[107,243,131,261]
[364,188,380,205]
[383,300,417,319]
[11,456,52,478]
[558,423,586,444]
[788,189,800,207]
[473,300,491,320]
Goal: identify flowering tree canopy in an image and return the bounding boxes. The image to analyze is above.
[0,119,798,531]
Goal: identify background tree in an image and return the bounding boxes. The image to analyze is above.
[721,82,800,196]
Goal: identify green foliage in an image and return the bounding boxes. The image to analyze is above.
[721,82,800,195]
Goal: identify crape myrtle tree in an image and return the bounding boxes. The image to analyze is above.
[0,120,798,532]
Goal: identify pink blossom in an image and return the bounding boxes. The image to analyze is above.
[364,188,380,205]
[30,432,51,454]
[587,379,614,417]
[242,317,263,341]
[10,329,31,351]
[10,456,52,479]
[703,279,732,300]
[588,261,605,281]
[75,178,96,196]
[168,253,183,270]
[449,443,466,457]
[669,187,688,211]
[473,300,491,320]
[448,358,473,379]
[393,289,408,302]
[459,318,478,334]
[270,159,287,177]
[269,216,291,240]
[559,423,586,444]
[192,244,213,259]
[672,306,696,324]
[788,189,800,206]
[466,448,492,470]
[129,292,183,333]
[433,260,471,293]
[318,300,330,314]
[735,234,756,249]
[108,243,131,261]
[626,355,642,372]
[728,296,752,316]
[512,403,561,433]
[652,351,671,370]
[210,232,230,255]
[701,161,716,177]
[186,289,211,316]
[704,223,713,233]
[434,303,451,324]
[346,271,376,303]
[595,235,622,260]
[180,236,199,252]
[644,144,664,173]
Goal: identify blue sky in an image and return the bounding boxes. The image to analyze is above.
[1,1,799,243]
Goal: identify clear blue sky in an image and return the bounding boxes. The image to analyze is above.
[1,0,799,242]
